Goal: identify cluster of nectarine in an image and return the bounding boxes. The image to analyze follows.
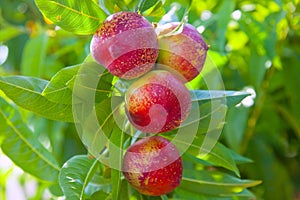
[90,11,208,196]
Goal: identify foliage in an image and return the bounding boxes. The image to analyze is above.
[0,0,299,199]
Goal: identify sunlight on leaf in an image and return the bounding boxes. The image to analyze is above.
[0,97,60,182]
[59,155,99,200]
[0,76,73,122]
[35,0,107,35]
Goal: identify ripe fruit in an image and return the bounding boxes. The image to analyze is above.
[156,22,209,82]
[90,11,159,79]
[125,70,191,134]
[122,136,182,196]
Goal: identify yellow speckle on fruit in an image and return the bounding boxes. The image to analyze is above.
[144,177,150,185]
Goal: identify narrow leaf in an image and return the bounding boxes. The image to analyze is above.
[0,97,60,182]
[184,143,253,167]
[164,101,227,161]
[175,99,227,137]
[110,137,123,200]
[59,155,99,200]
[0,26,23,42]
[170,134,240,176]
[216,0,235,51]
[191,90,250,107]
[228,149,253,165]
[35,0,107,35]
[180,170,261,196]
[120,179,130,200]
[142,1,165,17]
[138,0,160,13]
[175,188,256,200]
[110,123,127,200]
[164,99,243,175]
[0,76,73,122]
[199,142,240,177]
[21,32,48,77]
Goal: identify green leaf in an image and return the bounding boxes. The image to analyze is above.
[216,0,235,51]
[164,89,251,176]
[160,195,169,200]
[246,138,294,199]
[84,173,112,197]
[42,55,114,105]
[164,101,227,159]
[109,124,127,200]
[223,106,250,152]
[74,96,124,160]
[49,184,64,197]
[119,179,130,200]
[69,55,114,104]
[0,97,60,182]
[59,155,99,200]
[163,100,230,173]
[171,134,240,176]
[138,0,161,13]
[191,90,250,107]
[21,32,48,77]
[264,10,286,60]
[0,76,73,122]
[110,139,123,200]
[35,0,107,35]
[70,61,126,198]
[228,149,253,165]
[70,56,122,156]
[90,190,110,200]
[198,142,239,176]
[95,72,115,104]
[176,99,227,136]
[142,1,165,17]
[175,188,256,200]
[0,26,23,42]
[42,65,80,105]
[179,169,261,196]
[186,141,253,167]
[249,50,268,88]
[189,52,226,90]
[99,0,116,15]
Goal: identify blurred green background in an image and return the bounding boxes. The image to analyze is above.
[0,0,299,199]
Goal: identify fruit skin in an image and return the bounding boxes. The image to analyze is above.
[122,136,182,196]
[125,70,191,134]
[90,11,159,79]
[156,22,209,82]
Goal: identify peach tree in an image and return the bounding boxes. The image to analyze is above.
[0,0,262,199]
